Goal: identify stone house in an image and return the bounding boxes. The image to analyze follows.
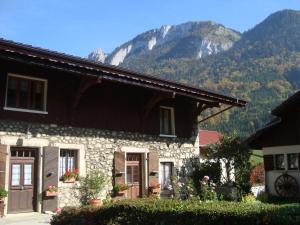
[248,91,300,198]
[0,38,246,215]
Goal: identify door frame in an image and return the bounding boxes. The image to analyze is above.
[0,136,47,215]
[121,147,149,198]
[8,147,39,213]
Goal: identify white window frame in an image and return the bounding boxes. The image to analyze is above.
[4,73,48,114]
[159,106,176,137]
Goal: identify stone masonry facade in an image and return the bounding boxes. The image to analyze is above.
[0,119,198,208]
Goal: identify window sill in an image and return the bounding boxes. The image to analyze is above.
[3,107,48,115]
[159,134,177,138]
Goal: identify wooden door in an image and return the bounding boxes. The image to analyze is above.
[8,147,37,213]
[126,154,142,198]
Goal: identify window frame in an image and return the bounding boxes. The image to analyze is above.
[160,162,173,190]
[287,153,299,170]
[4,73,48,114]
[59,149,78,180]
[274,154,285,170]
[159,106,176,137]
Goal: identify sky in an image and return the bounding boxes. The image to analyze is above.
[0,0,299,57]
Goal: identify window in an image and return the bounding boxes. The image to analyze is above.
[160,106,175,136]
[287,154,298,170]
[160,162,173,190]
[275,154,285,170]
[59,149,78,178]
[5,74,47,113]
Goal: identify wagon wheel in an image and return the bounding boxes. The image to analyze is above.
[274,173,299,198]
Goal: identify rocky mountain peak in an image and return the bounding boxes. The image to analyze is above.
[93,21,240,66]
[88,48,107,63]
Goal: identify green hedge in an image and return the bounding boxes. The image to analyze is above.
[51,199,300,225]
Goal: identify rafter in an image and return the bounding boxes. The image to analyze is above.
[71,76,102,110]
[141,91,175,121]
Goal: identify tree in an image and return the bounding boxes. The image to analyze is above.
[206,134,252,195]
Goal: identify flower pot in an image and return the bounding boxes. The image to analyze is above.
[63,177,76,183]
[0,200,5,218]
[45,191,58,197]
[116,190,127,196]
[151,188,160,194]
[88,199,102,207]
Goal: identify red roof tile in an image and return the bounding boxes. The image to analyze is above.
[199,130,222,146]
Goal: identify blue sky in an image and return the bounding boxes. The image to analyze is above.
[0,0,299,57]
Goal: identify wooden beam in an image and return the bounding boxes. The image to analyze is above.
[193,101,220,118]
[141,92,175,121]
[198,105,234,124]
[71,76,102,110]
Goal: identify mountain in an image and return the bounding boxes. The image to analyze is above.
[88,21,241,65]
[87,48,107,63]
[88,10,300,138]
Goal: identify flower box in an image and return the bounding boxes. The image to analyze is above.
[46,191,58,197]
[63,177,76,183]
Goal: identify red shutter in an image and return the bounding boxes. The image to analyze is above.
[0,145,7,187]
[43,146,59,212]
[263,155,274,171]
[114,151,125,184]
[148,152,159,186]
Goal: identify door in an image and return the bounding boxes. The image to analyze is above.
[8,147,37,213]
[126,154,142,198]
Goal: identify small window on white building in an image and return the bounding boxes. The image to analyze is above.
[275,154,285,170]
[160,162,173,190]
[287,154,298,170]
[160,106,175,136]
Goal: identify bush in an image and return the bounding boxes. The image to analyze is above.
[250,163,264,185]
[51,199,300,225]
[0,187,7,199]
[78,171,108,204]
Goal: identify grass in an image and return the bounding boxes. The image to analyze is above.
[250,150,263,166]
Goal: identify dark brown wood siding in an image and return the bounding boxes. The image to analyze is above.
[0,59,196,138]
[254,109,300,148]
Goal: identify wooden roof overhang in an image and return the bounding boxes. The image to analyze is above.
[0,38,247,109]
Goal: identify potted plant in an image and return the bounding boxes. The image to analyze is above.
[0,187,7,203]
[79,170,107,207]
[63,168,79,183]
[0,186,8,218]
[113,184,130,196]
[45,185,58,197]
[148,181,160,196]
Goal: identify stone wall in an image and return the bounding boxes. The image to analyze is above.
[0,119,198,208]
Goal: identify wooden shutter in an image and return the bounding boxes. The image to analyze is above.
[148,152,159,186]
[263,155,274,171]
[42,146,59,212]
[0,145,7,187]
[114,151,125,184]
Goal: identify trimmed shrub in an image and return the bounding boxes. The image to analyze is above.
[51,199,300,225]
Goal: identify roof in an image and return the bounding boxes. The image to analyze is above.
[272,91,300,115]
[0,38,247,107]
[199,130,222,146]
[247,91,300,149]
